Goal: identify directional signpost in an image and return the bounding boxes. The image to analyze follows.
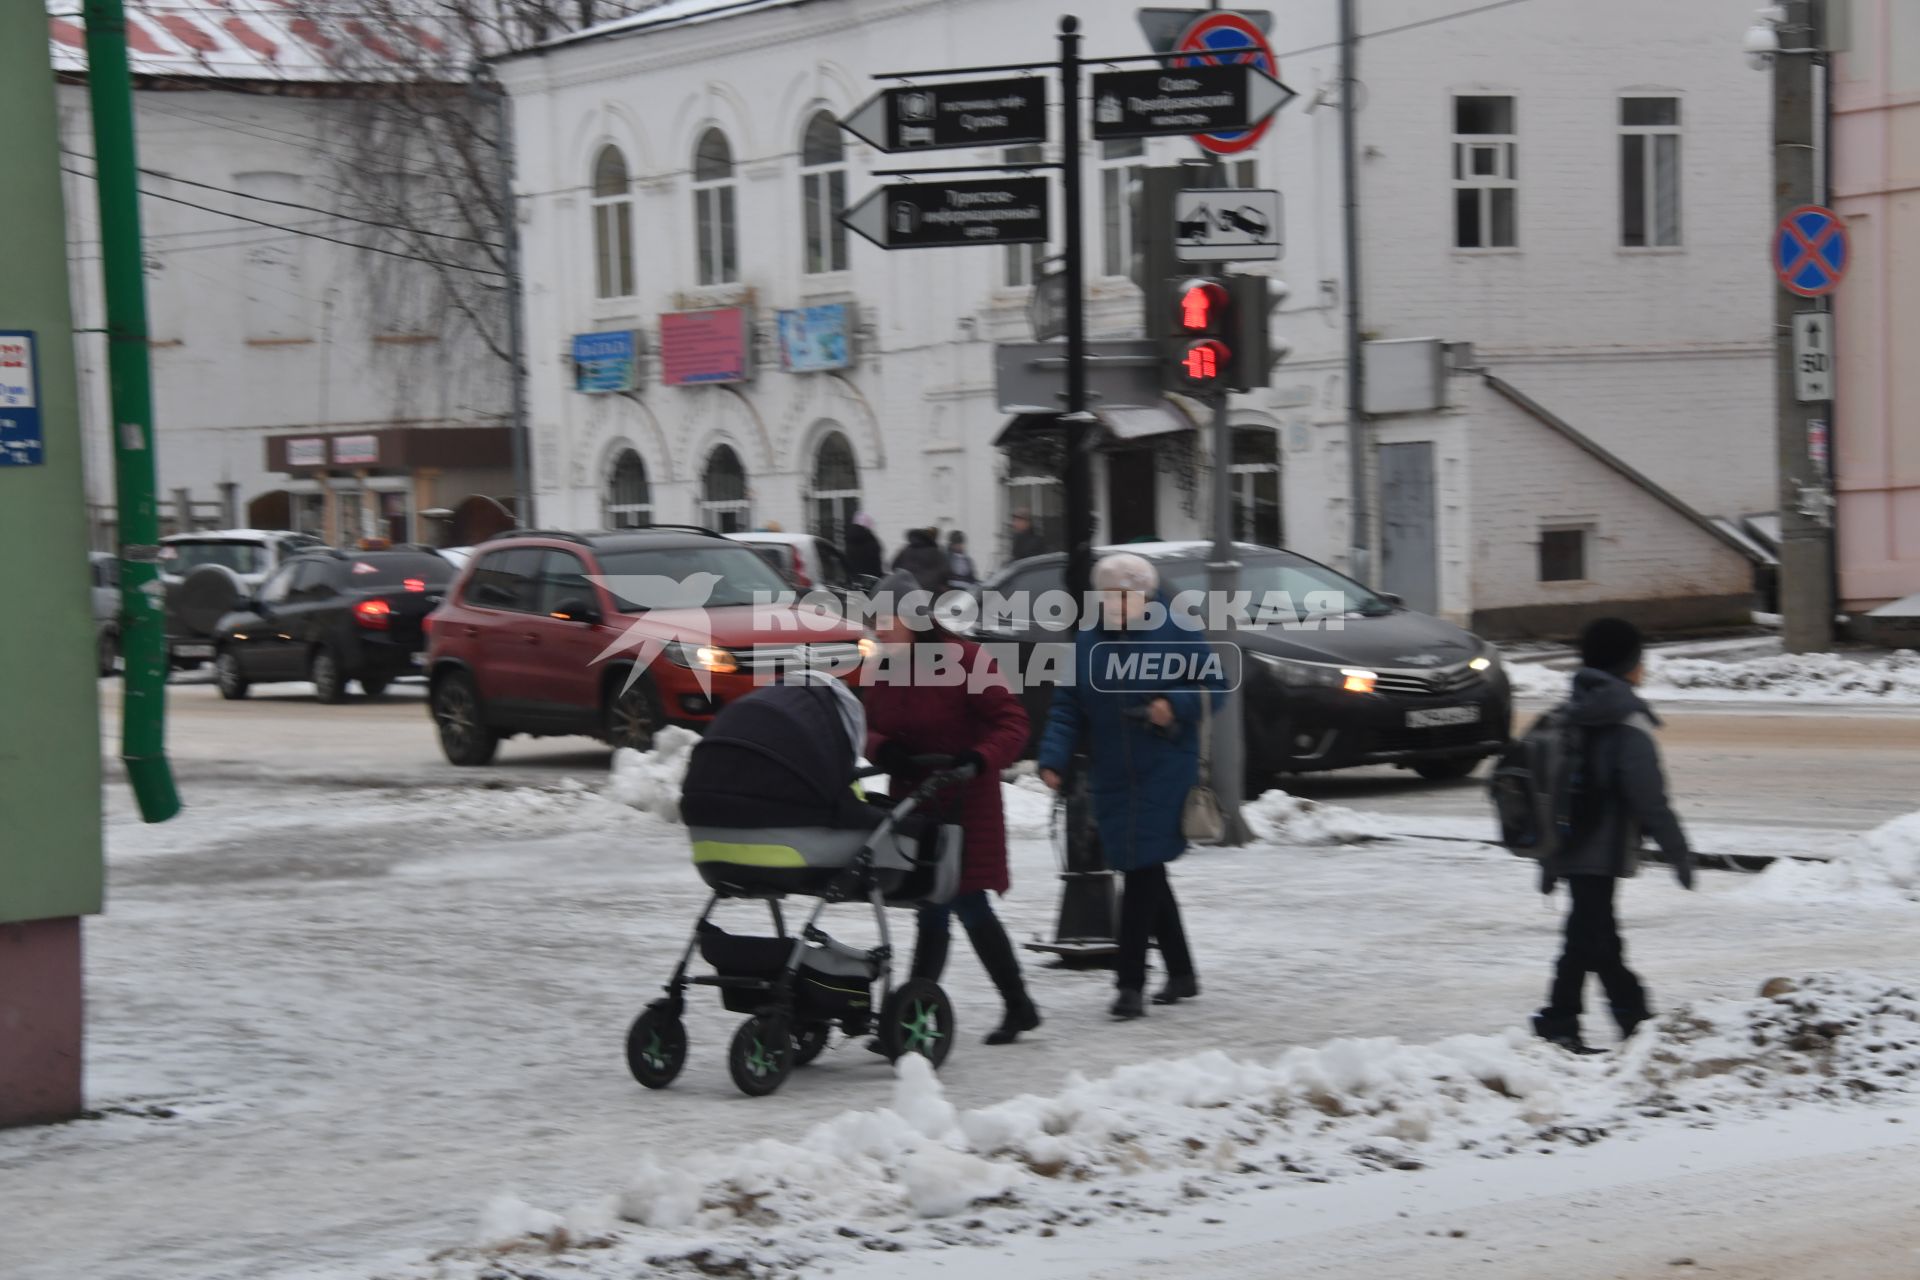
[838,77,1047,152]
[840,177,1048,250]
[1091,62,1292,141]
[1174,187,1282,262]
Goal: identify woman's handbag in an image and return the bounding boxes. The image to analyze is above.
[1181,688,1226,844]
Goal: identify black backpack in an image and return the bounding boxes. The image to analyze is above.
[1490,702,1588,861]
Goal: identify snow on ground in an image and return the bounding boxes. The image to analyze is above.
[378,973,1920,1280]
[1508,648,1920,705]
[1750,811,1920,906]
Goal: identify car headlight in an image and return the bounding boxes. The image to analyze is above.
[1468,641,1503,674]
[1252,652,1356,691]
[857,635,878,660]
[665,642,739,674]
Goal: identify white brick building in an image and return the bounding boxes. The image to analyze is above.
[499,0,1771,634]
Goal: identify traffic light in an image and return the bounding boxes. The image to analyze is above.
[1160,275,1273,395]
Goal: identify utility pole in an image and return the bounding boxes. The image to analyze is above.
[1772,0,1836,652]
[1339,0,1370,582]
[1059,16,1095,603]
[84,0,180,822]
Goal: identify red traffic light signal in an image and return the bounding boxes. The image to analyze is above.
[1180,339,1231,384]
[1174,279,1230,334]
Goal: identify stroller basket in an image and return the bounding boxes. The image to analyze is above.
[697,922,876,1017]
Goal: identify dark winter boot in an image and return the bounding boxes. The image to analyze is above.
[1152,974,1201,1005]
[1612,1004,1654,1041]
[964,914,1042,1045]
[910,917,952,984]
[1111,987,1147,1020]
[1532,1010,1605,1056]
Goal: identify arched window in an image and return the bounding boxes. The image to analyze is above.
[693,128,738,286]
[800,111,848,275]
[808,430,859,539]
[1230,426,1282,546]
[604,448,651,529]
[700,444,750,532]
[591,144,634,299]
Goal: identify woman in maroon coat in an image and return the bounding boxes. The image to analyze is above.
[864,572,1039,1045]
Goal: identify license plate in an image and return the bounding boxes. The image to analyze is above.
[174,643,214,659]
[1407,704,1480,729]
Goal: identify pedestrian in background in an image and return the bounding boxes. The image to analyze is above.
[1035,553,1224,1020]
[864,571,1041,1045]
[1008,510,1045,564]
[1534,616,1695,1055]
[845,511,883,580]
[891,526,951,592]
[947,530,980,586]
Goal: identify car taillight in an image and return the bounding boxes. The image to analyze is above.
[790,551,812,589]
[403,578,426,592]
[354,599,392,630]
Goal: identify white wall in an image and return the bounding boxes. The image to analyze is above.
[59,85,505,529]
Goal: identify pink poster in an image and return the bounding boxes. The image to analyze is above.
[660,308,750,386]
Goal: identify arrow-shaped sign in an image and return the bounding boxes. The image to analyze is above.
[841,177,1050,251]
[1090,63,1294,141]
[838,78,1048,154]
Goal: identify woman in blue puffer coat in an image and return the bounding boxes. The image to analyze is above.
[1036,552,1226,1020]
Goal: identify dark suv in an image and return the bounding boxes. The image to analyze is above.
[424,528,873,766]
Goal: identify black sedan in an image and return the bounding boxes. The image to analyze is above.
[965,542,1511,791]
[211,550,453,703]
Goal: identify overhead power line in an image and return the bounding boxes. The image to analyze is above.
[59,164,506,279]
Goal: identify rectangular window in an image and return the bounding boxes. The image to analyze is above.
[1538,528,1588,582]
[1620,96,1681,247]
[1004,145,1046,286]
[1451,95,1517,249]
[1100,138,1145,283]
[803,169,848,274]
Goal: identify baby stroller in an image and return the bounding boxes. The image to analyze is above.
[624,674,972,1097]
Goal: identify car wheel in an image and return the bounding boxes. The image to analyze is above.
[311,648,349,704]
[98,629,118,678]
[1413,757,1481,783]
[215,649,250,701]
[606,674,662,752]
[431,671,499,766]
[359,675,391,698]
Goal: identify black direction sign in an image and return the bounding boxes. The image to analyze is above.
[838,78,1048,153]
[841,177,1049,250]
[1090,63,1292,141]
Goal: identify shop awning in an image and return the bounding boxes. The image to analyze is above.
[993,400,1198,449]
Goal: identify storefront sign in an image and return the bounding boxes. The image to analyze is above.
[573,329,641,393]
[776,303,855,372]
[660,308,752,386]
[332,434,380,465]
[0,331,45,467]
[285,437,325,467]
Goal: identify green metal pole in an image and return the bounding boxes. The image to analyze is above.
[83,0,180,822]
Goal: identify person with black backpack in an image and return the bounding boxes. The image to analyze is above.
[1496,617,1695,1055]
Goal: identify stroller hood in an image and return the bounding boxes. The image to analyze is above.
[681,677,873,832]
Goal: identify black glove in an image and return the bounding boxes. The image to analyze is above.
[1673,853,1696,891]
[954,749,988,779]
[872,739,913,777]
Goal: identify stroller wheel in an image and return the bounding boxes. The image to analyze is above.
[625,1005,688,1089]
[878,979,955,1069]
[728,1013,795,1097]
[793,1022,831,1066]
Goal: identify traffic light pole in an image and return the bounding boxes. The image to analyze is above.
[1205,391,1253,845]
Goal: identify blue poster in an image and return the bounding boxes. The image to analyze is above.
[573,329,638,393]
[777,304,854,373]
[0,331,44,467]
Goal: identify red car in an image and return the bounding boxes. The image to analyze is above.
[424,527,872,765]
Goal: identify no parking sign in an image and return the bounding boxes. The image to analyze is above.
[1171,11,1278,155]
[1774,205,1849,298]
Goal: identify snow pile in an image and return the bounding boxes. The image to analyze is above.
[435,973,1920,1279]
[604,727,702,822]
[1508,649,1920,704]
[1750,811,1920,906]
[1002,772,1057,839]
[1244,789,1388,845]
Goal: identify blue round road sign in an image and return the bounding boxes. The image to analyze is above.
[1774,204,1849,297]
